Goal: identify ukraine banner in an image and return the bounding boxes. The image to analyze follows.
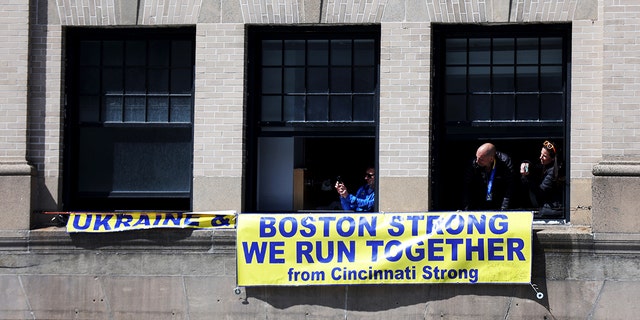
[66,211,236,233]
[236,211,532,286]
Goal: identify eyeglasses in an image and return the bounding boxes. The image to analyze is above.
[365,173,375,178]
[543,140,556,154]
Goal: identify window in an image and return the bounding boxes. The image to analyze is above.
[246,26,380,212]
[64,27,195,211]
[431,24,570,218]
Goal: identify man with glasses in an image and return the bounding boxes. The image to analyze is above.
[335,167,376,212]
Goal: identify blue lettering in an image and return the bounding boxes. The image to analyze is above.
[336,216,355,237]
[406,241,425,261]
[406,215,424,236]
[279,217,297,238]
[384,240,403,262]
[489,214,508,234]
[507,238,525,261]
[358,216,377,236]
[388,215,404,236]
[445,214,465,235]
[132,214,150,227]
[163,213,182,226]
[465,238,485,260]
[93,214,112,231]
[300,216,316,237]
[427,238,444,261]
[114,214,133,229]
[488,238,504,260]
[318,216,336,236]
[366,240,384,262]
[467,214,486,234]
[72,214,91,230]
[259,217,277,237]
[445,238,464,261]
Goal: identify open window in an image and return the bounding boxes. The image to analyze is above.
[245,26,380,213]
[430,24,570,218]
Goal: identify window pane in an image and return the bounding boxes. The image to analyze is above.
[102,41,122,66]
[540,94,563,120]
[493,66,514,92]
[515,94,538,120]
[330,96,352,121]
[353,96,374,121]
[353,67,374,92]
[331,67,352,92]
[469,95,491,120]
[541,38,562,64]
[446,39,467,65]
[469,66,490,92]
[111,129,192,192]
[446,66,467,93]
[170,97,192,122]
[125,67,146,93]
[80,41,101,66]
[78,96,100,123]
[354,39,375,66]
[124,96,146,121]
[540,66,562,91]
[308,40,328,66]
[148,97,169,122]
[171,68,193,93]
[284,40,305,66]
[517,66,538,92]
[493,38,514,64]
[104,96,123,122]
[172,40,193,67]
[469,38,490,65]
[78,67,100,94]
[262,40,282,66]
[517,38,538,64]
[261,96,282,121]
[149,40,170,66]
[307,67,329,93]
[283,96,305,121]
[262,67,282,94]
[493,95,515,120]
[445,95,467,122]
[103,68,123,93]
[284,67,305,93]
[148,69,169,92]
[126,40,146,66]
[331,39,352,66]
[307,96,328,121]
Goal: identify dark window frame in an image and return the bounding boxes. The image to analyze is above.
[430,23,571,219]
[245,25,381,213]
[63,27,196,211]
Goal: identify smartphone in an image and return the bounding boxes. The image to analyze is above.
[336,176,343,184]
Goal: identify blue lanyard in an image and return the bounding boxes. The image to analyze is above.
[486,161,496,201]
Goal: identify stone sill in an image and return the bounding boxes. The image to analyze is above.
[1,224,639,256]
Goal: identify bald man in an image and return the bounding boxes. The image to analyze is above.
[462,143,515,211]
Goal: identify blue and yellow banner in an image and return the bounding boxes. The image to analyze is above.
[66,211,236,233]
[237,211,532,286]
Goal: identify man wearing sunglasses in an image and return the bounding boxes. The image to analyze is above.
[335,167,376,212]
[463,143,515,211]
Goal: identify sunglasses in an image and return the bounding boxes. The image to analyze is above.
[365,173,375,178]
[543,140,556,154]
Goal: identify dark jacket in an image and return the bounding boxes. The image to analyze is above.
[463,151,515,211]
[521,162,564,217]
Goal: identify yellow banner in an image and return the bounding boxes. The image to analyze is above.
[66,211,236,233]
[237,212,532,286]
